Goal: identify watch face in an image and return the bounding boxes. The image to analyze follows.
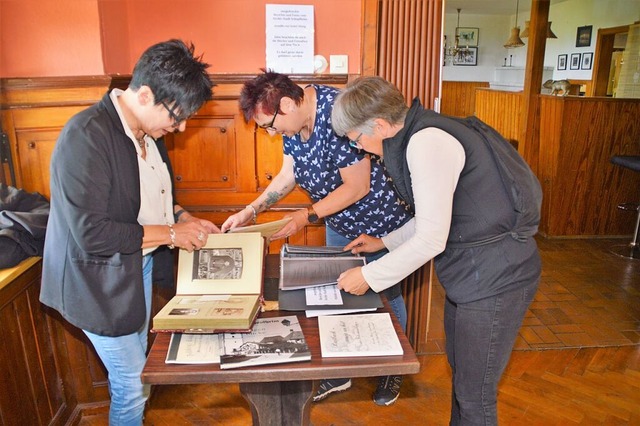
[307,207,319,223]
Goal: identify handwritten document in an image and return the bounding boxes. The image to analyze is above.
[318,313,404,357]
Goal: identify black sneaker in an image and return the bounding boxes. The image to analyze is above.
[313,378,352,402]
[373,375,402,406]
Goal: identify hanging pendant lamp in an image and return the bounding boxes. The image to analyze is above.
[520,20,557,39]
[504,0,525,48]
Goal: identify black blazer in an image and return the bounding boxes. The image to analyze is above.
[40,92,175,337]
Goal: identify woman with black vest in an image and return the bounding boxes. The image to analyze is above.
[331,76,542,426]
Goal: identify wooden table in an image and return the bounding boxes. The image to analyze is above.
[142,256,421,426]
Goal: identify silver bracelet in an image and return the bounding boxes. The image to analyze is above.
[167,223,176,249]
[246,204,257,223]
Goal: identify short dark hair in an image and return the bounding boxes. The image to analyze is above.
[130,39,214,118]
[239,69,304,122]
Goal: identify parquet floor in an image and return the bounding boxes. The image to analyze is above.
[80,237,640,425]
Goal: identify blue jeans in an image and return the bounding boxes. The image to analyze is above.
[83,254,153,426]
[325,226,407,332]
[445,278,538,426]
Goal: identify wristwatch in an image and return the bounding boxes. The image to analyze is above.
[307,206,319,223]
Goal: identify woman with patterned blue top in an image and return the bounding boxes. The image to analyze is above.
[221,70,410,406]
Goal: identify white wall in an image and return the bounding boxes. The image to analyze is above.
[546,0,640,80]
[443,13,513,82]
[442,0,640,83]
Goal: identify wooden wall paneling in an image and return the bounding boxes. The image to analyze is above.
[1,110,18,187]
[15,129,60,200]
[539,97,640,236]
[256,130,283,190]
[376,0,442,109]
[0,77,110,107]
[169,117,237,190]
[0,271,45,426]
[0,259,75,426]
[475,89,523,146]
[4,105,95,197]
[401,261,432,354]
[55,313,110,406]
[440,81,490,117]
[538,97,563,236]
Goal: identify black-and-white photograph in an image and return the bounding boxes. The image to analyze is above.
[557,54,567,71]
[192,248,243,280]
[453,46,477,66]
[581,52,593,70]
[570,53,581,70]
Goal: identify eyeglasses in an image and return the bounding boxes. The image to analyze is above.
[349,132,363,149]
[160,100,188,128]
[258,102,280,132]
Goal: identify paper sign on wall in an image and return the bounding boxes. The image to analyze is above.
[266,4,314,73]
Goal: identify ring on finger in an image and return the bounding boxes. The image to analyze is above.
[197,231,205,241]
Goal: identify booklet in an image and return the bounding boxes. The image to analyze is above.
[219,315,311,369]
[279,244,366,291]
[165,333,221,364]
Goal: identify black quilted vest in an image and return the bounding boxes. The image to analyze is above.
[382,99,542,302]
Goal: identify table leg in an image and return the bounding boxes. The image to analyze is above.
[240,380,313,426]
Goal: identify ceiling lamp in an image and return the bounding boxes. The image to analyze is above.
[444,9,474,64]
[504,0,525,48]
[520,20,557,39]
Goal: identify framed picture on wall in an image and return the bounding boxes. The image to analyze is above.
[557,54,567,71]
[455,27,479,47]
[581,52,593,70]
[570,53,581,70]
[576,25,593,47]
[453,47,478,66]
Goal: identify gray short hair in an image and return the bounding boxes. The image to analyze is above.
[332,76,408,136]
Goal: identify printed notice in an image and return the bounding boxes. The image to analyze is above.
[266,4,314,73]
[305,284,344,305]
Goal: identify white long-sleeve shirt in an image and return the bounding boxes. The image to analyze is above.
[361,127,466,293]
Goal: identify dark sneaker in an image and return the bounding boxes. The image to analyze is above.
[373,375,402,406]
[313,378,352,402]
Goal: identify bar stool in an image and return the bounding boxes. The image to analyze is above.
[610,155,640,259]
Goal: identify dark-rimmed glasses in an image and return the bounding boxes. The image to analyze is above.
[349,132,363,149]
[160,100,189,128]
[258,104,280,132]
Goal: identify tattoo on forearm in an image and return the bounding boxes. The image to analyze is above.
[264,191,281,208]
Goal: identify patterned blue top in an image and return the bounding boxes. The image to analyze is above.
[283,85,410,240]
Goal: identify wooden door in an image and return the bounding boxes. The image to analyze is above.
[168,117,236,191]
[256,130,283,190]
[15,129,60,199]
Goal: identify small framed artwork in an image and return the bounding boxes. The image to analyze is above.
[456,27,479,47]
[557,54,567,71]
[576,25,592,47]
[581,52,593,70]
[570,53,581,70]
[453,47,478,66]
